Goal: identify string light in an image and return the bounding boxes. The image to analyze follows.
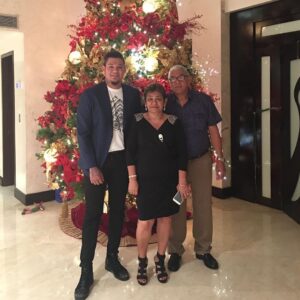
[176,0,183,7]
[142,0,158,13]
[144,57,158,72]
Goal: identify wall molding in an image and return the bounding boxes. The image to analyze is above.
[224,0,276,13]
[212,187,232,199]
[14,188,54,206]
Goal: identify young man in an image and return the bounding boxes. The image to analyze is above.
[166,65,226,272]
[75,50,141,300]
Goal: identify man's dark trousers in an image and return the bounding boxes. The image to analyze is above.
[80,150,128,266]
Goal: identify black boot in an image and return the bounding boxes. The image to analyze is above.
[74,265,94,300]
[105,253,130,281]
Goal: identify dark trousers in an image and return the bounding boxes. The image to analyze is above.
[80,151,128,266]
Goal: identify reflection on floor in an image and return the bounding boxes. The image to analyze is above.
[0,186,300,300]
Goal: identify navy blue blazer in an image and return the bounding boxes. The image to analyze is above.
[77,82,141,175]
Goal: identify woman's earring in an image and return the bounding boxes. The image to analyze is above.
[145,105,148,111]
[163,105,166,111]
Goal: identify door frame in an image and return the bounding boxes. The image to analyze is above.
[230,0,300,222]
[1,51,16,186]
[281,43,300,222]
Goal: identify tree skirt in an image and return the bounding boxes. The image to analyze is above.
[59,202,157,247]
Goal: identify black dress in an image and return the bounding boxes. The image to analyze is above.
[126,113,187,220]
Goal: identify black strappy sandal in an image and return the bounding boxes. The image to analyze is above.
[154,253,168,283]
[137,257,148,286]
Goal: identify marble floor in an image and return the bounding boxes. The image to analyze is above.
[0,186,300,300]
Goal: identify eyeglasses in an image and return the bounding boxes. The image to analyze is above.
[168,74,187,83]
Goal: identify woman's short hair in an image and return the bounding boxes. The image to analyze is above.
[144,83,166,100]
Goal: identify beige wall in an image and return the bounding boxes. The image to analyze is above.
[0,0,85,194]
[178,0,230,188]
[178,0,222,96]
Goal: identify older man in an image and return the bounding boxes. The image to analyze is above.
[166,65,225,271]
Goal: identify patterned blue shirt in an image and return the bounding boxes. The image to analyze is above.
[166,90,222,159]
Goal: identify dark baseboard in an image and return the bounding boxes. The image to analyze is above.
[14,188,55,206]
[0,176,14,186]
[285,201,300,224]
[212,186,232,199]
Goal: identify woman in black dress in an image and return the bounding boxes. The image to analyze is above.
[126,83,190,285]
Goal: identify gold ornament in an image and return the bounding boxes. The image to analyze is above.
[52,140,67,154]
[71,128,78,144]
[68,51,82,65]
[125,56,137,73]
[157,39,193,75]
[49,182,60,190]
[119,0,135,12]
[79,38,86,47]
[44,148,57,163]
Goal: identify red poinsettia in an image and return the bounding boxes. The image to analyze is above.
[132,77,171,94]
[127,32,149,49]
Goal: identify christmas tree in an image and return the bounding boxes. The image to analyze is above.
[36,0,205,202]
